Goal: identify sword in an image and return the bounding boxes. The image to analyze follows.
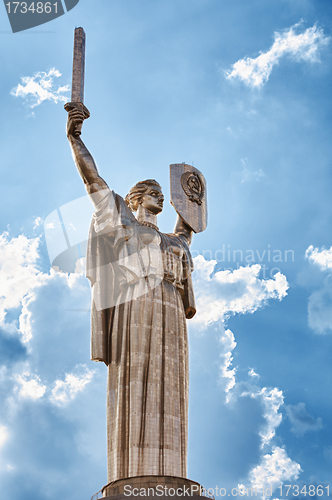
[64,27,90,137]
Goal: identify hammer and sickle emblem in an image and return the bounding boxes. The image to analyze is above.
[181,172,205,205]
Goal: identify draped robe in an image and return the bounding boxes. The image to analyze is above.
[86,189,195,481]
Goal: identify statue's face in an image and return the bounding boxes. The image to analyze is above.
[140,184,164,215]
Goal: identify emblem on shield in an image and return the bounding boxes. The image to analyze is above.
[170,163,207,233]
[181,171,205,205]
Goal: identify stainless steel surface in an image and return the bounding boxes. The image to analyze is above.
[64,27,90,137]
[65,29,208,485]
[71,27,85,103]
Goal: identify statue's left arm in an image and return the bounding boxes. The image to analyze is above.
[173,215,193,245]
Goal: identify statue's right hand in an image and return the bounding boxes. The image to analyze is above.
[66,108,85,137]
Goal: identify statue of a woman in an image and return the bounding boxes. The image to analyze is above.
[66,109,197,482]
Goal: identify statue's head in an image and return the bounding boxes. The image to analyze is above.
[125,179,164,215]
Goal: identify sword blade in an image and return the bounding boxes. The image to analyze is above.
[71,27,86,103]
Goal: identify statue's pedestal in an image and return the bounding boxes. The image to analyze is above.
[99,476,209,500]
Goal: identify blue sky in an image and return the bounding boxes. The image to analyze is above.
[1,0,332,499]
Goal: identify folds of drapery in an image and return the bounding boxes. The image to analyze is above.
[86,189,195,365]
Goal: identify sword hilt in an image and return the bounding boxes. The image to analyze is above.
[64,102,90,138]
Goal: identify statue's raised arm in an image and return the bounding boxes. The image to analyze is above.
[64,27,107,197]
[66,109,108,196]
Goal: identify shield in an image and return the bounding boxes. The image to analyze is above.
[170,163,207,233]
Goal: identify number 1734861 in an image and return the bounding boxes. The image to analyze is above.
[5,2,58,13]
[278,485,329,497]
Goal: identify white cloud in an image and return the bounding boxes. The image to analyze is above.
[215,319,296,492]
[241,386,284,448]
[248,447,301,495]
[306,245,332,270]
[33,217,43,229]
[51,365,94,405]
[248,368,260,379]
[305,246,332,334]
[0,229,103,493]
[16,373,46,400]
[74,257,86,275]
[0,233,46,328]
[258,388,284,447]
[18,294,36,344]
[285,402,323,436]
[11,68,70,108]
[0,231,90,343]
[234,384,301,498]
[219,328,237,400]
[192,256,288,328]
[206,260,289,469]
[240,158,266,183]
[0,426,9,450]
[226,23,330,88]
[193,257,289,458]
[0,425,9,470]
